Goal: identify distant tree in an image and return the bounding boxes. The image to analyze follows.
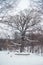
[38,34,43,54]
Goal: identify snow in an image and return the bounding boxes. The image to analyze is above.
[0,51,43,65]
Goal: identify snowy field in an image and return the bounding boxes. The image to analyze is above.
[0,51,43,65]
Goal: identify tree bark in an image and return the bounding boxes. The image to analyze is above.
[20,35,25,52]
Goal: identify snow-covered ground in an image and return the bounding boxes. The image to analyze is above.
[0,51,43,65]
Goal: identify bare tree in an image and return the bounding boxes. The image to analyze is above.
[0,0,18,16]
[38,0,43,10]
[10,9,41,52]
[33,0,43,14]
[3,9,41,52]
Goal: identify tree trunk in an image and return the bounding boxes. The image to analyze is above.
[20,44,24,52]
[20,35,25,52]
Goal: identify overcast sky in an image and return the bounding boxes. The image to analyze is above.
[0,0,40,17]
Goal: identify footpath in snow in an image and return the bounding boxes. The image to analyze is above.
[0,51,43,65]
